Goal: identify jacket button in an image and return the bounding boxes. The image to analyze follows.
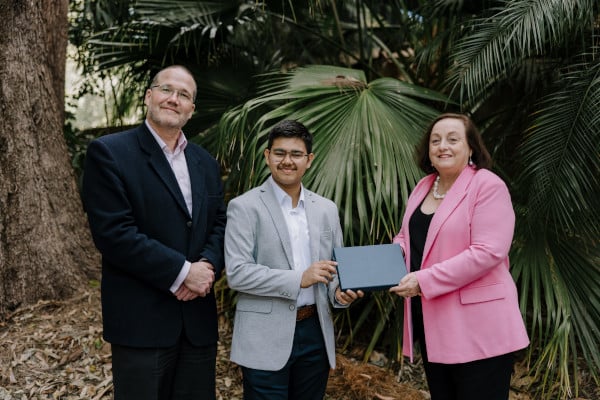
[186,221,192,228]
[289,304,295,311]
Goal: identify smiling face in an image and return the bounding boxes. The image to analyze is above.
[144,66,196,131]
[264,137,314,195]
[428,117,472,178]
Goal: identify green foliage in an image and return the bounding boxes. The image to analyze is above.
[218,65,447,243]
[422,0,600,397]
[69,0,600,397]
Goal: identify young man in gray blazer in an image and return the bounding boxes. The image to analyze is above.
[225,120,363,399]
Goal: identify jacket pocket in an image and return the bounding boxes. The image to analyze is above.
[459,283,505,304]
[236,297,273,314]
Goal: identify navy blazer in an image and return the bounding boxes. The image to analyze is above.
[82,123,226,347]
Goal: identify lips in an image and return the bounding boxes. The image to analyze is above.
[278,166,296,173]
[161,106,179,114]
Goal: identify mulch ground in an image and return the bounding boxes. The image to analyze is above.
[0,288,593,399]
[0,289,427,399]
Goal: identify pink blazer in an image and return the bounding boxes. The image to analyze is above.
[393,166,529,364]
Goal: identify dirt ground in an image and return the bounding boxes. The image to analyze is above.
[0,289,593,399]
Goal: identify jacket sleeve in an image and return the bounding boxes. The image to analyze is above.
[417,174,515,299]
[328,204,346,308]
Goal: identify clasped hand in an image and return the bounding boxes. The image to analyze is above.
[175,260,215,301]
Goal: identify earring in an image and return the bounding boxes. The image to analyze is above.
[468,156,474,166]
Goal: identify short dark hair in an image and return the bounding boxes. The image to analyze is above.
[416,113,492,174]
[267,120,313,154]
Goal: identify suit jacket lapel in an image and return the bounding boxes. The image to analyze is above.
[260,181,295,268]
[423,167,475,263]
[186,149,205,225]
[137,125,190,218]
[304,191,321,264]
[304,190,327,300]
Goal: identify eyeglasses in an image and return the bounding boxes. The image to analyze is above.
[269,149,309,161]
[150,84,194,103]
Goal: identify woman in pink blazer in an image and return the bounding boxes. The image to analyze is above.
[389,113,529,400]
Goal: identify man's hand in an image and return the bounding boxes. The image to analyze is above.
[335,287,364,305]
[174,284,199,301]
[301,260,338,288]
[183,260,215,297]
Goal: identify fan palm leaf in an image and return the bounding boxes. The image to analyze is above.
[218,65,448,244]
[218,65,448,358]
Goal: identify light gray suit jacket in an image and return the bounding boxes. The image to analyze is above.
[225,179,345,371]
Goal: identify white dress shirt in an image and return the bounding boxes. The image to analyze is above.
[268,176,315,307]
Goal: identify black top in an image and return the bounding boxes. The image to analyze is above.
[409,205,434,272]
[408,202,434,358]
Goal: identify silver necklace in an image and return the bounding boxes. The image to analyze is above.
[432,175,446,199]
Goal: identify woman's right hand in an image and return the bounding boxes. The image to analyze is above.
[389,272,421,298]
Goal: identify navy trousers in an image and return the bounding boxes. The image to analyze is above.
[241,314,330,400]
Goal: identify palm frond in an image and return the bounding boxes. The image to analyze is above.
[446,0,589,103]
[510,56,600,397]
[84,1,248,71]
[218,65,448,245]
[511,229,600,398]
[519,58,600,239]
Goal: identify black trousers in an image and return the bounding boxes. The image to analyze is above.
[413,297,515,400]
[422,350,515,400]
[241,314,330,400]
[111,335,217,400]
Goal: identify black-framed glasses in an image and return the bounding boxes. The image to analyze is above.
[269,149,309,161]
[150,84,194,103]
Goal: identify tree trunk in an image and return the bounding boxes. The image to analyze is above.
[0,0,100,317]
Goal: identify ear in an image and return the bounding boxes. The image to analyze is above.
[186,103,196,121]
[306,153,315,168]
[144,89,152,107]
[263,148,270,166]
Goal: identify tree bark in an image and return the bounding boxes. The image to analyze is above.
[0,0,100,317]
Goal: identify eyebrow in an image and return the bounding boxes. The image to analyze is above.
[272,147,306,152]
[431,131,462,137]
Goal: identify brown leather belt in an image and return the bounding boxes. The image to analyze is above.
[296,304,317,321]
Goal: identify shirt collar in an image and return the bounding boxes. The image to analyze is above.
[145,120,188,154]
[268,176,305,209]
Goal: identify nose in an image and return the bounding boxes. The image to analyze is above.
[166,92,180,102]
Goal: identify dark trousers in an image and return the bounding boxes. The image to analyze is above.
[422,350,514,400]
[241,314,330,400]
[111,335,217,400]
[413,298,515,400]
